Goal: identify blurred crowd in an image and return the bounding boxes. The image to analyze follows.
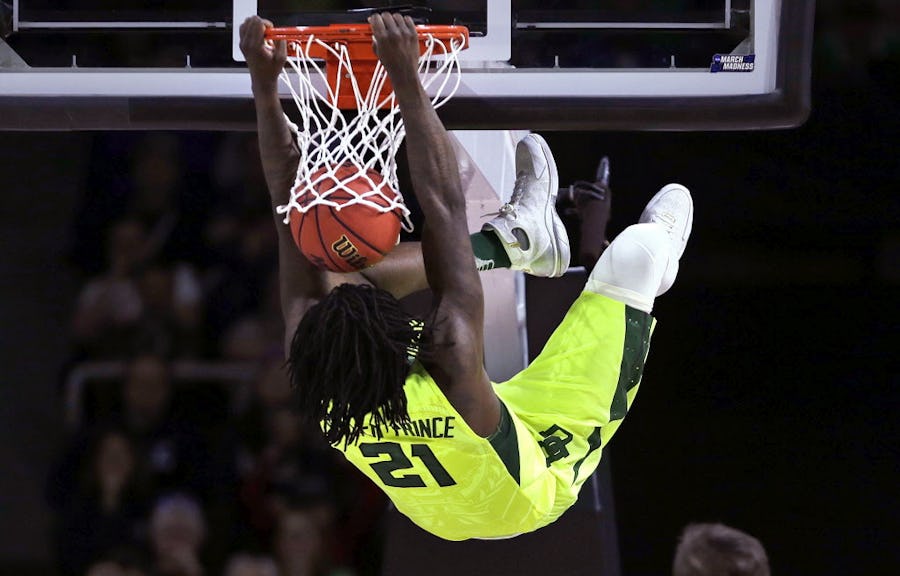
[48,133,387,576]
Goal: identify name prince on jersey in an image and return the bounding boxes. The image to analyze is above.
[356,415,457,441]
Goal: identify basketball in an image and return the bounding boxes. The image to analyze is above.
[288,164,403,272]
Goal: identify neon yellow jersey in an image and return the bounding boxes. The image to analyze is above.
[336,363,557,541]
[334,292,656,541]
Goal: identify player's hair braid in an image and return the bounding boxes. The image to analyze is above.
[287,283,431,447]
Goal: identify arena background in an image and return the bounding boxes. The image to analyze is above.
[0,2,897,575]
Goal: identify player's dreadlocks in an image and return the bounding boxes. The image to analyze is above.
[287,283,432,447]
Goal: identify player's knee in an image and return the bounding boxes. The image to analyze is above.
[609,223,668,277]
[588,223,670,295]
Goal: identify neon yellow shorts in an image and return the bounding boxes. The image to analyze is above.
[492,290,656,522]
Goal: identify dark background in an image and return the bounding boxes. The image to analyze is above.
[545,6,900,572]
[0,1,897,575]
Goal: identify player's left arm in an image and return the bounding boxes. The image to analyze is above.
[370,13,499,436]
[241,16,332,352]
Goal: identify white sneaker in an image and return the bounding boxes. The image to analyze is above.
[482,134,571,277]
[638,183,693,260]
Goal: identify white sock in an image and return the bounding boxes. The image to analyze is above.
[585,223,674,313]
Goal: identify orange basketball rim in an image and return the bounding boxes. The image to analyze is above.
[265,23,469,110]
[270,20,468,250]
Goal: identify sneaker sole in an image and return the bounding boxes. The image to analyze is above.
[524,133,567,276]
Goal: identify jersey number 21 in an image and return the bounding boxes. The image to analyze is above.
[359,441,456,488]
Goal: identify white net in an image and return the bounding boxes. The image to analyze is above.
[274,29,467,233]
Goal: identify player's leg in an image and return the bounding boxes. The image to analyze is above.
[360,134,571,299]
[587,183,692,311]
[482,133,570,278]
[360,230,561,301]
[494,183,693,516]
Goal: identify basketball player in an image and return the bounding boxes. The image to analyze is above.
[240,13,693,540]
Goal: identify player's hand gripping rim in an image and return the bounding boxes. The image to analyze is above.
[368,13,420,87]
[239,15,287,95]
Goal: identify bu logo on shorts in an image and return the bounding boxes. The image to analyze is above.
[538,424,574,466]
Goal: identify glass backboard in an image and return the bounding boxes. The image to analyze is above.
[0,0,814,130]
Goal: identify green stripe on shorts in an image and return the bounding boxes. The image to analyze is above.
[488,400,520,484]
[571,426,603,484]
[610,306,654,421]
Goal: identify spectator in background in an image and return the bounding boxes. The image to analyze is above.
[203,134,283,356]
[71,219,148,358]
[54,428,147,576]
[122,353,172,432]
[238,401,339,546]
[132,261,205,358]
[203,134,277,350]
[148,493,208,576]
[49,354,207,572]
[215,268,288,365]
[209,133,270,223]
[673,523,770,576]
[231,359,387,575]
[119,353,210,499]
[71,215,204,360]
[86,559,148,576]
[204,217,278,353]
[233,355,293,453]
[84,547,149,576]
[274,504,353,576]
[86,562,124,576]
[223,554,278,576]
[220,313,276,364]
[70,133,212,277]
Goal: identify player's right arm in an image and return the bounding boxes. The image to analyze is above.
[240,16,330,352]
[370,13,499,437]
